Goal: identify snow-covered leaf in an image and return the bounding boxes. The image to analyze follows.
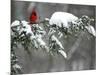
[21,20,29,26]
[85,25,96,37]
[58,50,67,58]
[58,31,63,38]
[51,35,64,50]
[31,39,39,48]
[37,37,46,47]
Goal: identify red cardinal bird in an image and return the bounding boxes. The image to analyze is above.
[29,9,38,24]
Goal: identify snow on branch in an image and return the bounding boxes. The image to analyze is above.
[49,12,78,28]
[85,25,96,37]
[49,35,67,58]
[11,12,96,61]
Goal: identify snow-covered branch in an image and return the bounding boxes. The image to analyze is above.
[49,12,78,28]
[49,35,67,58]
[11,12,96,61]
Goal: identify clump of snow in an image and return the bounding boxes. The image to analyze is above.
[11,20,20,27]
[20,21,47,49]
[13,64,22,69]
[49,12,78,28]
[58,50,67,59]
[85,25,96,37]
[45,18,50,21]
[18,20,34,38]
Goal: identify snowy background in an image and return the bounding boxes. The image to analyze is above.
[11,0,96,74]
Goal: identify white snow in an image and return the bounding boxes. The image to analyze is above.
[11,20,20,27]
[36,37,46,47]
[19,21,47,48]
[45,18,50,21]
[58,31,63,38]
[49,12,78,28]
[13,64,22,69]
[32,24,46,37]
[58,50,67,59]
[85,25,96,37]
[48,28,56,36]
[51,35,64,50]
[21,20,29,26]
[19,20,35,39]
